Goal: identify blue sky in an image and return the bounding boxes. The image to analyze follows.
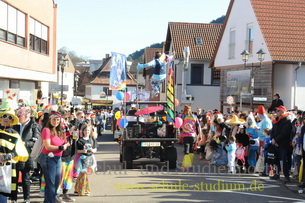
[56,0,230,59]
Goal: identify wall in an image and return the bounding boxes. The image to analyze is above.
[175,59,220,112]
[214,0,272,68]
[0,0,56,77]
[273,64,294,110]
[295,65,305,110]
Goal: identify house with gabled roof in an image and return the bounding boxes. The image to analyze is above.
[83,54,139,109]
[164,22,223,111]
[212,0,305,111]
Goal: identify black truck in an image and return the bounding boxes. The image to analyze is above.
[118,101,178,169]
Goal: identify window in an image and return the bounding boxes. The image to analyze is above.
[99,72,110,78]
[10,80,20,89]
[30,17,48,54]
[246,25,254,54]
[195,37,202,45]
[0,1,25,47]
[191,64,204,85]
[103,87,112,96]
[212,69,220,85]
[228,28,236,59]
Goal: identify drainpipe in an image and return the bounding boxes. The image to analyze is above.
[294,62,302,108]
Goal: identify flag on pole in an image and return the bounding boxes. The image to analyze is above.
[109,52,127,90]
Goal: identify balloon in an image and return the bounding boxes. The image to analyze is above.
[115,111,121,119]
[116,91,124,101]
[174,98,179,107]
[117,118,122,127]
[158,121,163,126]
[123,92,130,102]
[174,117,183,128]
[120,118,128,128]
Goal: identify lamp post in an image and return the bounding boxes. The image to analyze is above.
[74,73,79,97]
[182,47,190,95]
[240,48,266,109]
[58,56,67,106]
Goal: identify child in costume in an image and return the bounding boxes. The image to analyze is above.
[74,124,97,196]
[261,128,272,176]
[210,140,228,166]
[137,51,173,97]
[245,112,259,170]
[226,136,237,173]
[256,105,273,147]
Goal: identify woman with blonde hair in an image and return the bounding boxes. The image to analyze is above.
[180,105,201,169]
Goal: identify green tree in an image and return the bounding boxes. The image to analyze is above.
[210,15,226,24]
[58,46,89,66]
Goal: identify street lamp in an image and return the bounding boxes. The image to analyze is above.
[58,55,67,106]
[182,47,190,95]
[240,49,265,109]
[74,73,79,97]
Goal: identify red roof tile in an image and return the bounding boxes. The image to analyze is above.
[165,22,223,59]
[251,0,305,61]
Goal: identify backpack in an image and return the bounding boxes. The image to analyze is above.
[30,135,43,162]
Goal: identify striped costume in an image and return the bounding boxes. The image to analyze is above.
[0,128,28,199]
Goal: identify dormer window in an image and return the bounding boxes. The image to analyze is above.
[195,37,202,45]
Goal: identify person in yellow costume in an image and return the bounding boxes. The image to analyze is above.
[179,105,201,169]
[0,98,28,202]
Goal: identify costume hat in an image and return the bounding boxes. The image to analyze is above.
[0,98,19,125]
[225,114,245,125]
[257,105,266,114]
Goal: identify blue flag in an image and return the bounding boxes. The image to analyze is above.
[109,52,127,90]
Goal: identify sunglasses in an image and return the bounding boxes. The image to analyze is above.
[2,114,14,120]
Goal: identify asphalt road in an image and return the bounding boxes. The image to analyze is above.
[23,130,305,203]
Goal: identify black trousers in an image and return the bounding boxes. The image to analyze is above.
[183,137,195,154]
[274,146,291,178]
[15,166,31,200]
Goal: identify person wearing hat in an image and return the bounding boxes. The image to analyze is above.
[257,105,273,147]
[270,105,292,182]
[268,93,284,113]
[0,99,29,202]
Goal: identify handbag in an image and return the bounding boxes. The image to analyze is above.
[266,145,279,164]
[30,135,43,162]
[0,164,12,193]
[255,155,265,173]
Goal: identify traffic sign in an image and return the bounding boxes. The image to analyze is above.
[253,97,267,101]
[50,84,68,91]
[226,96,234,105]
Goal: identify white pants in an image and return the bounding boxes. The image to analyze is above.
[227,153,236,173]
